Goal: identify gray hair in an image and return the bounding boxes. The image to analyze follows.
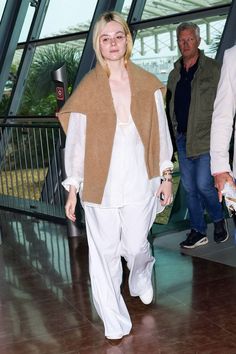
[176,22,200,40]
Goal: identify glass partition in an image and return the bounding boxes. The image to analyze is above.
[19,4,35,42]
[142,0,232,20]
[17,40,84,116]
[131,14,227,225]
[132,15,227,84]
[0,50,24,117]
[39,0,97,38]
[0,0,6,20]
[121,0,133,18]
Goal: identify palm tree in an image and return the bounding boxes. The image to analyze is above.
[19,44,82,115]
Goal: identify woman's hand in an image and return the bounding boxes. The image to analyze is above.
[65,186,77,222]
[157,180,173,206]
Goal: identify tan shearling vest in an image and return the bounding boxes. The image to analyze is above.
[58,61,165,204]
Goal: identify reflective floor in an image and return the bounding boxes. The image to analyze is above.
[0,210,236,354]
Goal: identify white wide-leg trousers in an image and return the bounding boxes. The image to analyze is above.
[84,196,157,339]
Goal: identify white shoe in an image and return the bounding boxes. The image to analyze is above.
[106,334,123,340]
[139,286,153,305]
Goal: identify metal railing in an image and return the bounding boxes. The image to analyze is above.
[0,117,191,234]
[0,118,65,220]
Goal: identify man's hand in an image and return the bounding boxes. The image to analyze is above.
[214,172,234,202]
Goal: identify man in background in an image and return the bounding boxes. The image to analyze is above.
[166,22,228,249]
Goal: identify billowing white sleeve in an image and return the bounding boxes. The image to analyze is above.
[155,89,173,174]
[61,112,86,193]
[210,48,236,175]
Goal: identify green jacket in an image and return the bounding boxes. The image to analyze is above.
[166,50,220,158]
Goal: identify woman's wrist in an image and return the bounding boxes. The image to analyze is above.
[69,185,77,194]
[162,176,173,182]
[162,168,173,182]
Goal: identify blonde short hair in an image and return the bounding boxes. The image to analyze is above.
[92,11,133,75]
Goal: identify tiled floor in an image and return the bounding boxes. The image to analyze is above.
[0,210,236,354]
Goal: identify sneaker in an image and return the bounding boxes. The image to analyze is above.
[214,219,229,243]
[139,286,153,305]
[180,229,208,249]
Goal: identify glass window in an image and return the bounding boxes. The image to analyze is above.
[131,15,227,84]
[0,50,24,117]
[19,4,35,42]
[131,14,227,225]
[39,0,97,38]
[121,0,133,19]
[0,0,6,20]
[142,0,231,20]
[17,40,85,116]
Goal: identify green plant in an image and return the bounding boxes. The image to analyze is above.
[19,44,81,115]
